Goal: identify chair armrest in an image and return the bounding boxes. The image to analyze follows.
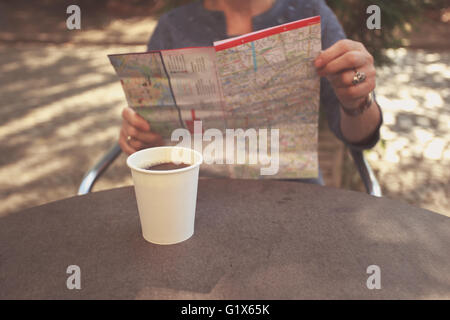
[77,143,122,195]
[349,149,382,197]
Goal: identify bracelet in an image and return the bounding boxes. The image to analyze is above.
[340,91,374,117]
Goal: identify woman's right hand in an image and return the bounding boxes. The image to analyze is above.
[119,107,164,155]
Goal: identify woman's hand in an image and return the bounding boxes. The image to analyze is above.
[314,39,376,110]
[119,107,164,155]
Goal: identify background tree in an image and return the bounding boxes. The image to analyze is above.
[326,0,447,65]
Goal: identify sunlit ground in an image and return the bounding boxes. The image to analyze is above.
[0,44,448,217]
[0,43,141,216]
[369,49,450,216]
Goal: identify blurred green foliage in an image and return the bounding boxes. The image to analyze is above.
[158,0,447,65]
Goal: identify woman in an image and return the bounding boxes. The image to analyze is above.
[119,0,382,183]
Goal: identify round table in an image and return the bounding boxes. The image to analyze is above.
[1,179,449,299]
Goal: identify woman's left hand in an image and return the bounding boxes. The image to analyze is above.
[314,39,376,110]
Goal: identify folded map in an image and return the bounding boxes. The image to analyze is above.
[109,15,322,179]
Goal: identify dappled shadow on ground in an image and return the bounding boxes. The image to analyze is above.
[0,1,157,36]
[0,43,147,216]
[0,1,160,45]
[1,46,448,217]
[367,49,450,216]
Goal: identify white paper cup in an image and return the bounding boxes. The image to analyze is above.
[127,146,203,245]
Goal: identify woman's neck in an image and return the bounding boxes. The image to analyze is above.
[204,0,275,16]
[204,0,276,36]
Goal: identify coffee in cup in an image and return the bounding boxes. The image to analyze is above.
[144,162,190,171]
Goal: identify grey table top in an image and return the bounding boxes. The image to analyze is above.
[1,179,449,299]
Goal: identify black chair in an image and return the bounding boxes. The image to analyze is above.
[78,143,382,197]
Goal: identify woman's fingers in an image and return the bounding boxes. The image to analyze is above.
[317,50,368,77]
[122,107,163,145]
[119,107,165,154]
[334,76,376,105]
[123,120,163,145]
[119,127,137,155]
[314,39,377,110]
[328,64,376,89]
[314,39,363,69]
[120,125,163,155]
[122,107,150,132]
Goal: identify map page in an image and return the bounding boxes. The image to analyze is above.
[109,47,221,137]
[109,16,322,179]
[214,16,322,178]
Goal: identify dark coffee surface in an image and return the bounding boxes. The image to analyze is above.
[144,162,190,171]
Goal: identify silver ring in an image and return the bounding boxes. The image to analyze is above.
[352,70,366,86]
[126,135,132,142]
